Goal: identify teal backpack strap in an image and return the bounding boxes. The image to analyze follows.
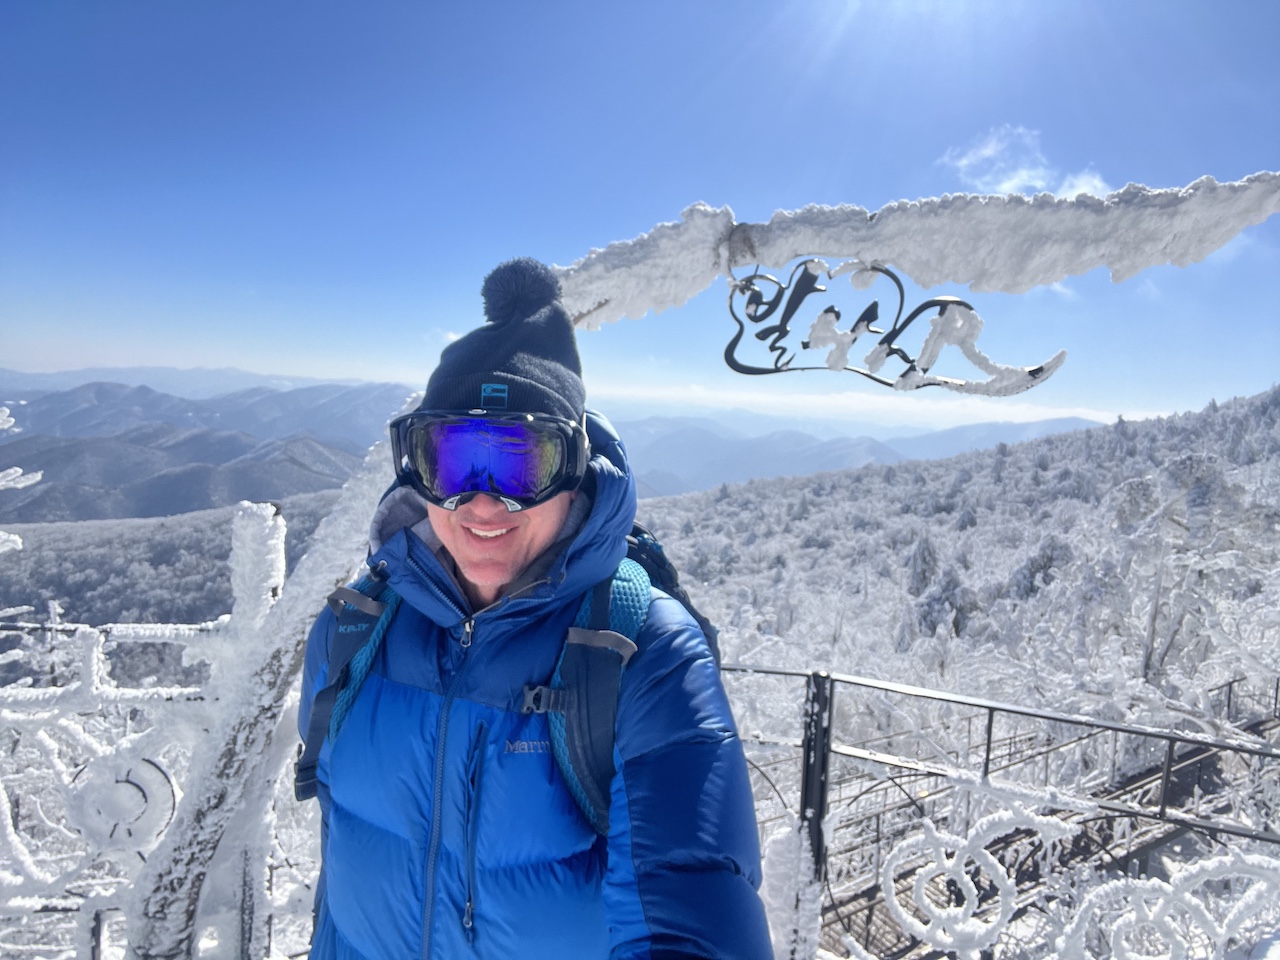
[294,575,401,802]
[522,558,650,834]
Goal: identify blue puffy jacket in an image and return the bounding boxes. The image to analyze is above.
[299,413,772,959]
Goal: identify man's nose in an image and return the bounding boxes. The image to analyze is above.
[460,493,510,518]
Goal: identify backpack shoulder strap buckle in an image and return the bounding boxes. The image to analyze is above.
[327,585,387,618]
[522,684,567,714]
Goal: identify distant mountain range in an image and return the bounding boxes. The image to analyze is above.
[0,368,1104,521]
[882,417,1103,460]
[614,418,904,497]
[614,415,1099,497]
[0,379,412,522]
[0,425,361,522]
[0,365,389,400]
[0,380,415,453]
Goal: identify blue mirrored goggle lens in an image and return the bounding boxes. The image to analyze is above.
[410,419,567,503]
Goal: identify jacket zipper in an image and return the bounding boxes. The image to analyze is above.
[402,545,555,956]
[462,719,489,942]
[420,616,473,960]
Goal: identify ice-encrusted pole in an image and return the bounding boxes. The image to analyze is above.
[230,502,287,633]
[127,445,395,959]
[555,172,1280,329]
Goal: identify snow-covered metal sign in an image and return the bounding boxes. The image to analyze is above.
[555,174,1280,402]
[725,259,1064,395]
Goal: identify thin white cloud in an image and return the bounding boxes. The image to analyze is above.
[940,125,1053,194]
[1136,278,1163,302]
[1056,168,1114,200]
[1047,282,1079,301]
[940,125,1113,199]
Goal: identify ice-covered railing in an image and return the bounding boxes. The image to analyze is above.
[0,502,305,959]
[0,399,397,959]
[722,666,1280,960]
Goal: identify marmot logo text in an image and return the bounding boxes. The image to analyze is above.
[504,739,551,754]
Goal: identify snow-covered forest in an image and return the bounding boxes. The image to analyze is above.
[4,384,1280,959]
[651,386,1280,729]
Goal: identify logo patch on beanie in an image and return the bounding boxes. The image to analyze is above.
[480,383,509,410]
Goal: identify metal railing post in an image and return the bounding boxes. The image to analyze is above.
[91,909,106,960]
[240,847,255,960]
[1159,739,1176,816]
[981,707,995,779]
[1111,729,1119,785]
[800,671,834,880]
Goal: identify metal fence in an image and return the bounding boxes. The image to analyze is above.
[5,605,1278,960]
[721,665,1280,958]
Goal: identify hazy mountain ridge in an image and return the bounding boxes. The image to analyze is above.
[0,379,414,453]
[0,380,415,522]
[614,415,1097,497]
[883,416,1100,460]
[0,375,1105,520]
[0,425,361,522]
[618,419,904,497]
[0,365,392,400]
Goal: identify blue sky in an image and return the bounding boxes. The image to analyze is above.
[2,1,1278,430]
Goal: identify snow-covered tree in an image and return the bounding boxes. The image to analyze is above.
[0,405,41,554]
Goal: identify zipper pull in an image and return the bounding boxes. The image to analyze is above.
[463,900,475,941]
[460,619,474,649]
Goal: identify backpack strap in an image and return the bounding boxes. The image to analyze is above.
[295,576,401,802]
[522,558,650,834]
[627,521,720,664]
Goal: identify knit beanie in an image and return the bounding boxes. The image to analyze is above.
[421,258,585,423]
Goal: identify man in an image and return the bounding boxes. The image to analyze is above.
[299,258,772,959]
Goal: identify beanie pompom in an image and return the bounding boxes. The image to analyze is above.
[481,258,562,327]
[424,257,583,421]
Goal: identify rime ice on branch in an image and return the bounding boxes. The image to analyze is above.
[556,172,1280,324]
[0,405,42,555]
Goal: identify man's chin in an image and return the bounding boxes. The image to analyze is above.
[456,561,516,594]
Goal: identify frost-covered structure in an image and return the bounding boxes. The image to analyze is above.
[4,177,1280,958]
[0,504,286,954]
[557,173,1280,325]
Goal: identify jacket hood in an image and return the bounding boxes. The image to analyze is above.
[366,409,637,618]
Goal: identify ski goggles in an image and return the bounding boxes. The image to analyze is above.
[390,410,589,512]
